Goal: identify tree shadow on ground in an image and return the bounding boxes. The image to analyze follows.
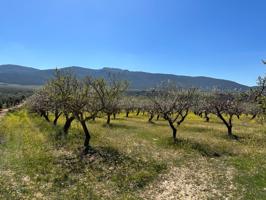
[148,121,168,127]
[0,135,5,145]
[182,125,212,133]
[54,146,167,192]
[166,138,235,158]
[102,123,137,130]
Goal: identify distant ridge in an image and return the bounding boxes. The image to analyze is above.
[0,64,250,91]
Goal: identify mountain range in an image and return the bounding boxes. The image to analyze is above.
[0,64,250,91]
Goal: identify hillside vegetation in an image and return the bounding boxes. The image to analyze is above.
[0,109,265,199]
[0,85,33,109]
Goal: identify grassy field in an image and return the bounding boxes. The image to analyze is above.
[0,109,265,200]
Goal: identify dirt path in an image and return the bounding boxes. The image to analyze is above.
[141,158,237,200]
[0,108,9,119]
[0,104,23,119]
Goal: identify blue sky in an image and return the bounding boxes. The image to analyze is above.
[0,0,266,86]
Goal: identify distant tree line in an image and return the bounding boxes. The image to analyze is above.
[26,69,266,154]
[0,86,33,109]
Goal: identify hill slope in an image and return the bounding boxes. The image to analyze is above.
[0,64,249,91]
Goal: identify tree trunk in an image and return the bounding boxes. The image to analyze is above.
[136,110,140,116]
[53,117,58,125]
[126,112,129,117]
[227,115,238,139]
[172,128,177,142]
[205,112,210,122]
[156,115,160,120]
[113,113,116,120]
[53,112,61,126]
[227,125,233,136]
[251,114,257,120]
[80,120,91,154]
[148,113,154,123]
[168,120,177,142]
[226,125,238,139]
[43,112,50,122]
[216,109,237,139]
[199,112,203,118]
[63,116,75,134]
[107,114,111,124]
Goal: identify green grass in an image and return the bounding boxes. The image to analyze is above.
[0,110,266,199]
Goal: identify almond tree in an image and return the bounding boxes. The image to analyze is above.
[244,61,266,122]
[250,76,266,102]
[68,77,103,153]
[121,97,135,118]
[211,92,245,139]
[26,87,51,122]
[45,83,63,126]
[193,93,213,122]
[135,99,143,116]
[146,103,157,123]
[90,77,128,125]
[243,101,261,120]
[47,69,78,133]
[138,98,156,122]
[28,70,78,130]
[27,73,104,153]
[149,85,196,142]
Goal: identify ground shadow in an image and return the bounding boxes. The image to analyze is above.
[182,125,211,133]
[0,135,5,145]
[102,123,137,130]
[148,121,168,127]
[54,145,166,191]
[167,138,235,158]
